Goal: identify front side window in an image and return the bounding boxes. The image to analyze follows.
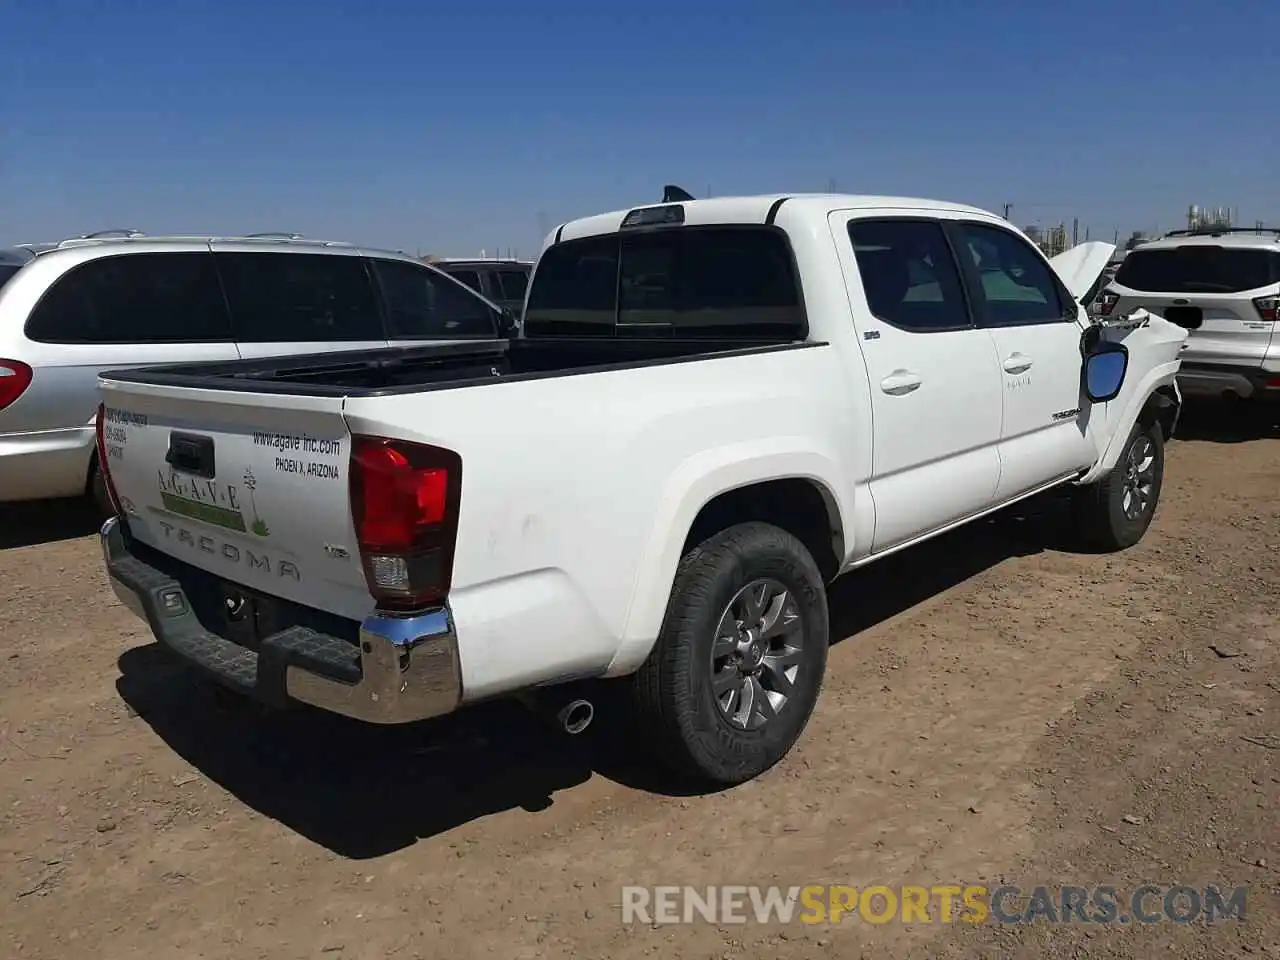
[954,223,1065,325]
[523,227,804,338]
[25,252,231,344]
[216,252,381,342]
[442,268,483,293]
[847,219,970,332]
[372,259,498,338]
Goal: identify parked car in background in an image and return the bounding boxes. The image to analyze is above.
[0,232,506,515]
[429,258,532,317]
[1095,227,1280,400]
[95,192,1185,786]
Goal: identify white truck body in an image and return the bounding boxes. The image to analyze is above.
[97,193,1188,784]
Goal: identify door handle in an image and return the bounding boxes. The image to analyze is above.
[1002,353,1033,374]
[879,370,922,395]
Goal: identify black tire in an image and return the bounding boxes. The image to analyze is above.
[1071,418,1165,552]
[88,456,116,521]
[630,521,829,786]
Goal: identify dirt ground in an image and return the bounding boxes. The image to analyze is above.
[1,401,1278,960]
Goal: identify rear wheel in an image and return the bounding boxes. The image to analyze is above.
[1072,419,1164,551]
[631,522,829,785]
[88,456,116,521]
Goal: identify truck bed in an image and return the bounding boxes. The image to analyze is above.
[100,336,815,397]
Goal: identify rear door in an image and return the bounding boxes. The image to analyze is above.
[370,258,501,346]
[1111,244,1280,366]
[211,245,390,359]
[946,220,1095,500]
[831,213,1004,551]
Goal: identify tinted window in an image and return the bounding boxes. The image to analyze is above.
[496,269,528,301]
[524,229,802,338]
[443,269,483,293]
[0,265,20,289]
[618,228,802,337]
[523,236,620,335]
[372,259,497,338]
[25,252,231,344]
[955,223,1064,325]
[216,253,381,342]
[1115,246,1280,293]
[847,219,970,332]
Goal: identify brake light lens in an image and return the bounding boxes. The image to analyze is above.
[94,403,123,515]
[0,359,32,411]
[349,436,461,610]
[1252,295,1279,321]
[1095,290,1120,317]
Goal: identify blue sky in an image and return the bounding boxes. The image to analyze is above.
[3,0,1277,257]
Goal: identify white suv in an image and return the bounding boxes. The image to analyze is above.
[0,232,508,515]
[1096,228,1280,400]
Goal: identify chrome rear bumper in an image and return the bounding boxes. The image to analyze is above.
[100,515,462,724]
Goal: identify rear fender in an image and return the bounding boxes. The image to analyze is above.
[604,443,851,677]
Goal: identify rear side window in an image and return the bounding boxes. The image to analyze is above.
[216,253,381,342]
[371,259,497,338]
[0,265,21,289]
[1115,246,1280,293]
[847,219,970,332]
[25,252,231,344]
[524,228,804,338]
[495,269,528,301]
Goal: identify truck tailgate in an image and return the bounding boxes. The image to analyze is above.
[99,378,373,622]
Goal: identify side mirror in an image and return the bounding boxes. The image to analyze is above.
[1083,340,1129,403]
[497,308,519,338]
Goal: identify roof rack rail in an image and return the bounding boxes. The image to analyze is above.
[244,232,305,239]
[1162,226,1280,238]
[77,229,146,240]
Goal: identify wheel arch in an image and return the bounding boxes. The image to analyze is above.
[607,450,850,678]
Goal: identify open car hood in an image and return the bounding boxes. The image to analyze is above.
[1048,241,1117,303]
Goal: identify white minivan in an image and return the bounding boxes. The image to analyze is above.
[0,233,512,515]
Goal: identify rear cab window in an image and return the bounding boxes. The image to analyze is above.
[215,252,381,342]
[1115,246,1280,293]
[523,226,805,339]
[25,252,232,343]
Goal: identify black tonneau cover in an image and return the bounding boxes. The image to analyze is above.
[99,336,818,399]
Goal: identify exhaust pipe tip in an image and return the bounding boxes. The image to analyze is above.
[557,699,594,735]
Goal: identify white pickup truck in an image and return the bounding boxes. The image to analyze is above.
[95,193,1187,786]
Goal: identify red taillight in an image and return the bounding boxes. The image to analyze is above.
[1252,295,1279,322]
[94,403,123,514]
[349,435,461,610]
[0,359,32,411]
[1096,290,1120,317]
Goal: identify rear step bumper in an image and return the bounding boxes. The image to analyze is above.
[100,516,462,724]
[1177,363,1280,399]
